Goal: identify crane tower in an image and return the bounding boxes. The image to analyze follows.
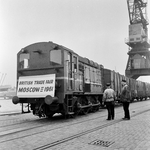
[125,0,150,79]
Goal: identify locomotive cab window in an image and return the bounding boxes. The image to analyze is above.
[50,49,62,66]
[73,56,77,72]
[19,53,30,69]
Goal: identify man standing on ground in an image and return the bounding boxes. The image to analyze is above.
[103,83,116,120]
[121,79,131,120]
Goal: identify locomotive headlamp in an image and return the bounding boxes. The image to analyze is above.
[12,96,20,104]
[21,49,28,53]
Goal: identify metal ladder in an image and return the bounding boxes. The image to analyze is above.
[67,95,74,115]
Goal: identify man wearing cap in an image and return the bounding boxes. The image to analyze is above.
[103,83,116,120]
[121,79,131,120]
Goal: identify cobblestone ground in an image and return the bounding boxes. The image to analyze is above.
[53,106,150,150]
[0,101,150,150]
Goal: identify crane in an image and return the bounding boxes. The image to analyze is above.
[127,0,148,27]
[125,0,150,79]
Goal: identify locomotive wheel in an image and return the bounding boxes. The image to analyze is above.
[82,107,90,115]
[74,103,81,116]
[90,105,99,113]
[73,108,81,118]
[69,107,81,118]
[95,106,100,111]
[68,113,77,118]
[62,113,75,119]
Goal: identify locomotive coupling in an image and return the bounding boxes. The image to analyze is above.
[44,95,58,105]
[12,96,20,104]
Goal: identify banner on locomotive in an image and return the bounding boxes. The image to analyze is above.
[17,74,56,98]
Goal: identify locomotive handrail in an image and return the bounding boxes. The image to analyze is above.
[18,65,64,72]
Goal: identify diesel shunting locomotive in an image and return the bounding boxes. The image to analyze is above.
[12,41,150,118]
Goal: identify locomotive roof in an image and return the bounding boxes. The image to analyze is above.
[19,41,75,54]
[19,41,103,69]
[60,43,103,69]
[78,56,103,69]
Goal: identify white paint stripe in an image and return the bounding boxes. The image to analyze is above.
[56,77,102,86]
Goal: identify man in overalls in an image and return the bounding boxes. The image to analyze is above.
[103,83,116,120]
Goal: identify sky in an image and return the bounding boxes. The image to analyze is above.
[0,0,150,87]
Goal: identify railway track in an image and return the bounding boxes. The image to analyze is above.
[33,108,150,150]
[0,101,149,145]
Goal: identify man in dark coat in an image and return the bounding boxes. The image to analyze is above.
[121,79,130,120]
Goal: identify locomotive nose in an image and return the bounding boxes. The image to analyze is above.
[12,96,20,104]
